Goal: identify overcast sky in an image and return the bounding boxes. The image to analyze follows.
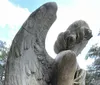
[0,0,100,69]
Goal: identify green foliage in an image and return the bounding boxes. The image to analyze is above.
[85,44,100,60]
[0,40,8,60]
[86,71,94,85]
[0,40,9,83]
[85,43,100,85]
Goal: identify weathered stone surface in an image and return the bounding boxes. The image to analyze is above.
[54,20,92,56]
[4,2,57,85]
[4,2,92,85]
[53,20,92,85]
[52,50,77,85]
[74,68,86,85]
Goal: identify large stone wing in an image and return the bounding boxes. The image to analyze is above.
[5,2,57,85]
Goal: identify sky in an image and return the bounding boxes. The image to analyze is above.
[0,0,100,69]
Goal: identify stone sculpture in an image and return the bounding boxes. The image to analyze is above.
[52,20,92,85]
[4,2,92,85]
[54,20,92,55]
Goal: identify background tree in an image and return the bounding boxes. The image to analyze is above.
[85,32,100,85]
[0,40,9,84]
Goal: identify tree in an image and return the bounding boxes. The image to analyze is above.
[0,40,8,60]
[85,44,100,59]
[0,40,9,84]
[85,44,100,85]
[85,30,100,85]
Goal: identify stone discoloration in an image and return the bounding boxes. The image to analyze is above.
[4,2,92,85]
[54,20,92,55]
[53,20,92,85]
[4,2,57,85]
[53,50,77,85]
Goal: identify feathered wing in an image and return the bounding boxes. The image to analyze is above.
[4,2,57,85]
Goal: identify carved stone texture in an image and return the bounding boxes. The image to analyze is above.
[54,20,92,56]
[51,50,77,85]
[4,2,93,85]
[4,2,57,85]
[53,20,92,85]
[74,68,86,85]
[51,51,86,85]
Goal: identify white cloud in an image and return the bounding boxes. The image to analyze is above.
[0,0,100,69]
[0,0,30,46]
[46,0,100,69]
[0,0,30,27]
